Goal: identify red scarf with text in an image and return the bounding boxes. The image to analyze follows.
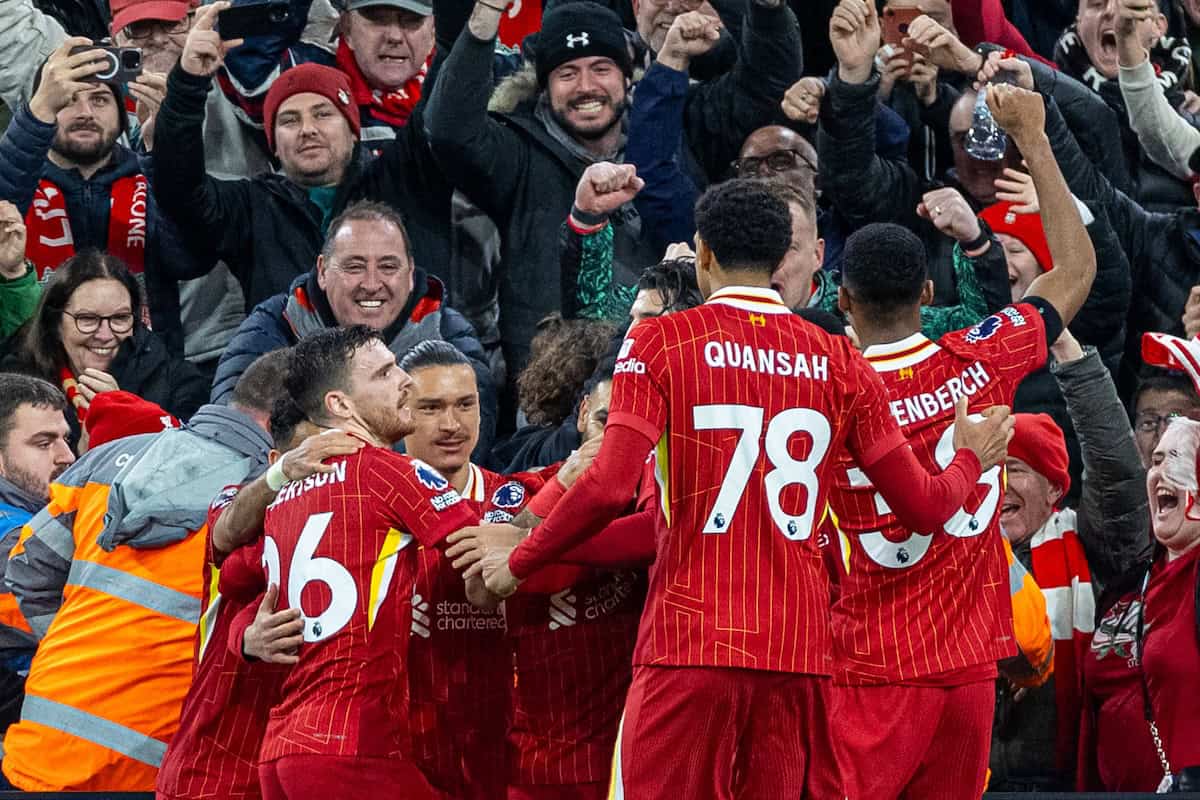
[59,367,87,422]
[335,39,432,128]
[23,175,148,281]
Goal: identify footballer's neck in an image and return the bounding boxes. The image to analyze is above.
[852,314,922,350]
[706,268,773,297]
[447,462,472,494]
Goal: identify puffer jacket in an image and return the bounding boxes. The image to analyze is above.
[426,0,802,373]
[0,103,205,355]
[212,269,497,459]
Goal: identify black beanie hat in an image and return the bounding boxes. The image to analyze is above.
[530,1,633,88]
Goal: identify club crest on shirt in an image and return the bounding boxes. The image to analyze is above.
[965,314,1003,344]
[413,459,449,491]
[492,481,526,509]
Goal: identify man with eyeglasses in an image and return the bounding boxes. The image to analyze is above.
[1132,372,1200,468]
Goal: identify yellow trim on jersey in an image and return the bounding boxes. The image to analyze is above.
[824,506,853,576]
[608,713,625,800]
[368,528,409,631]
[654,434,670,527]
[463,463,486,503]
[197,565,222,663]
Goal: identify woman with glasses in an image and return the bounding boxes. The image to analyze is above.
[2,251,206,448]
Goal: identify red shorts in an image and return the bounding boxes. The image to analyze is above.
[612,664,843,800]
[258,755,442,800]
[508,783,608,800]
[831,680,995,800]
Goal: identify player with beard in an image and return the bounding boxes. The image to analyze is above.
[0,36,207,354]
[254,326,483,800]
[825,85,1096,800]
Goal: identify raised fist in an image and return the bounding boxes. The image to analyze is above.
[658,11,723,72]
[986,83,1046,143]
[574,162,644,218]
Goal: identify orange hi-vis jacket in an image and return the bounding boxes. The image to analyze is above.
[1001,536,1055,689]
[0,407,272,791]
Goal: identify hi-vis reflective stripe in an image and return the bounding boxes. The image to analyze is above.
[67,561,200,624]
[608,713,625,800]
[21,694,167,767]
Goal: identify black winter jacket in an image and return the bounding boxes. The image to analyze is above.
[0,325,207,448]
[211,269,498,460]
[151,60,457,311]
[426,1,802,372]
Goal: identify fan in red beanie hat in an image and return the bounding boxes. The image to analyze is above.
[80,391,180,453]
[979,201,1054,303]
[263,63,361,151]
[1001,412,1070,544]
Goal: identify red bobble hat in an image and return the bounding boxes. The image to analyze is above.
[979,201,1054,272]
[1008,413,1071,496]
[262,64,361,151]
[85,391,180,449]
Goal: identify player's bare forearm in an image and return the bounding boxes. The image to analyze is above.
[510,508,542,529]
[1018,132,1097,325]
[211,476,274,561]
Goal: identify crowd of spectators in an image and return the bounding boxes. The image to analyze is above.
[0,0,1197,794]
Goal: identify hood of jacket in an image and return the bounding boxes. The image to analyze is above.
[41,141,141,192]
[97,403,272,551]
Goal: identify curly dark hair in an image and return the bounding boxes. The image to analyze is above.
[841,222,928,316]
[518,314,619,427]
[637,258,703,315]
[694,178,791,274]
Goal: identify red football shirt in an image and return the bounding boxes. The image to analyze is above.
[502,465,647,787]
[257,446,476,763]
[828,304,1048,685]
[157,487,285,800]
[407,464,523,799]
[607,285,906,675]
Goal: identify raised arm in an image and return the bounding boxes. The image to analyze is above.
[561,163,644,321]
[1049,330,1151,586]
[989,85,1096,327]
[424,0,528,225]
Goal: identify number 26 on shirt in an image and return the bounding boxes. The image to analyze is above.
[262,512,359,643]
[693,404,832,541]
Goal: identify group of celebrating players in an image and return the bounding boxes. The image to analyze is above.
[155,83,1093,800]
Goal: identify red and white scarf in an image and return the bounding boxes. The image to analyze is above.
[1030,510,1096,777]
[335,39,432,129]
[23,175,148,282]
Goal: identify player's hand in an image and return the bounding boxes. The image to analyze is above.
[1183,286,1200,340]
[574,163,644,219]
[557,435,604,490]
[445,523,528,572]
[657,11,723,72]
[975,52,1034,92]
[464,574,502,611]
[483,555,521,599]
[993,166,1039,214]
[902,14,978,74]
[0,201,28,279]
[243,584,303,664]
[985,84,1046,144]
[952,397,1014,472]
[181,1,244,77]
[781,76,826,125]
[916,187,980,244]
[279,429,364,482]
[831,0,880,84]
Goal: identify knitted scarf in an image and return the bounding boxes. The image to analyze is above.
[1030,510,1097,778]
[1054,24,1192,105]
[335,38,431,128]
[59,367,87,422]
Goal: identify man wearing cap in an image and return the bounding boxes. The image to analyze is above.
[427,0,800,384]
[152,1,463,317]
[987,328,1152,791]
[219,0,437,145]
[0,35,215,356]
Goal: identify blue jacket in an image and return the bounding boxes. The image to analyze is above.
[0,103,208,356]
[0,476,42,668]
[213,269,498,460]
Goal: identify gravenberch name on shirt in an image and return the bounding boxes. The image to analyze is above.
[889,362,993,427]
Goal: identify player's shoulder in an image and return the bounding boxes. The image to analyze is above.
[942,304,1041,352]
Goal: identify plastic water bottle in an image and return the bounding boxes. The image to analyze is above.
[964,89,1007,161]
